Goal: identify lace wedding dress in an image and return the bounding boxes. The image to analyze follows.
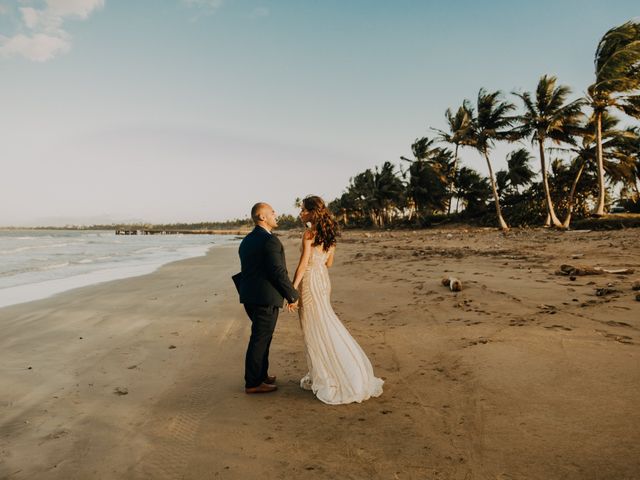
[298,246,384,404]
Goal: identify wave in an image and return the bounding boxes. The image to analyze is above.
[0,242,83,255]
[0,262,71,278]
[133,247,163,254]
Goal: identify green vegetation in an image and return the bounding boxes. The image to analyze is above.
[328,20,640,230]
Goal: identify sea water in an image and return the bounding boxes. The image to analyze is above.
[0,230,240,308]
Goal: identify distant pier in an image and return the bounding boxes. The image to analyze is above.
[115,229,250,236]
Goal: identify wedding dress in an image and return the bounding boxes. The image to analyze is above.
[298,246,384,404]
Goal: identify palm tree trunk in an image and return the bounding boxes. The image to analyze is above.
[594,110,606,216]
[484,152,509,231]
[538,138,563,227]
[562,160,586,229]
[447,144,459,215]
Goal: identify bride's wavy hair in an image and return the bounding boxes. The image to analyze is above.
[302,195,339,252]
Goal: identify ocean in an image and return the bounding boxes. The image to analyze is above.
[0,229,240,308]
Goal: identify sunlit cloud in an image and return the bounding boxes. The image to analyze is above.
[0,0,104,62]
[0,32,70,61]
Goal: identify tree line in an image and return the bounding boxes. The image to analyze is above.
[328,21,640,230]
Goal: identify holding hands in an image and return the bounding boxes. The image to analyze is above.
[286,300,299,313]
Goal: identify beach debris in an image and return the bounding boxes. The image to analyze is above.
[569,276,577,281]
[595,287,619,296]
[632,280,640,291]
[636,294,640,302]
[538,304,558,314]
[114,387,128,396]
[441,276,462,292]
[556,264,635,276]
[571,253,585,259]
[168,344,177,349]
[45,429,70,440]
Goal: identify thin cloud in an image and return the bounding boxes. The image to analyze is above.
[0,0,104,62]
[182,0,224,13]
[251,6,269,17]
[182,0,225,21]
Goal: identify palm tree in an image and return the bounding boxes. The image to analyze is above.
[466,89,516,231]
[372,161,405,226]
[401,139,454,218]
[588,20,640,216]
[401,136,440,163]
[512,75,584,227]
[400,136,447,220]
[561,112,638,227]
[455,167,492,215]
[341,162,406,227]
[505,148,536,193]
[612,125,640,200]
[432,102,474,213]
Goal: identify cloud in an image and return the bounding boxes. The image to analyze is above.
[182,0,225,20]
[182,0,224,12]
[0,32,70,61]
[251,6,269,17]
[0,0,104,62]
[46,0,105,19]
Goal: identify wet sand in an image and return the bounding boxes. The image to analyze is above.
[1,228,639,479]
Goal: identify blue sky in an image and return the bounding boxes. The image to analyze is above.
[0,1,637,226]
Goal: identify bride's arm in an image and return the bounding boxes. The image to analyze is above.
[292,230,314,290]
[325,246,335,268]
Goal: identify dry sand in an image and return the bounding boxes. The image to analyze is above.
[1,228,639,480]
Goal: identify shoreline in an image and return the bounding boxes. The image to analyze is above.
[0,233,239,310]
[1,229,639,479]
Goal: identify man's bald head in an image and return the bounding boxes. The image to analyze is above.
[251,202,270,224]
[251,203,278,231]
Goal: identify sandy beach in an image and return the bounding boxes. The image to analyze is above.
[1,228,639,480]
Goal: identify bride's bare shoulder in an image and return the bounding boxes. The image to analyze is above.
[303,229,315,241]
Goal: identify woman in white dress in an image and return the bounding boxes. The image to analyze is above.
[291,195,383,405]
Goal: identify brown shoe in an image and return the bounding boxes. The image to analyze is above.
[264,375,276,385]
[245,383,278,394]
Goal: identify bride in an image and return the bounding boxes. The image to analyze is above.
[291,195,383,405]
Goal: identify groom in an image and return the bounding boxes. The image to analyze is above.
[234,202,299,394]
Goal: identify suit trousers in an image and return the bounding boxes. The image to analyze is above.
[244,304,279,388]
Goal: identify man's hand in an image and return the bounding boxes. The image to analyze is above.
[286,300,299,313]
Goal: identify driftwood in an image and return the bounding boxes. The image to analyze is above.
[556,264,635,276]
[441,276,462,292]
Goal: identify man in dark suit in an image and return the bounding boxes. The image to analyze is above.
[235,202,299,394]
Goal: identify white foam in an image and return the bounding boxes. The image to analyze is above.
[0,247,212,309]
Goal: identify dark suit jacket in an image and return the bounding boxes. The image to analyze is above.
[235,226,299,307]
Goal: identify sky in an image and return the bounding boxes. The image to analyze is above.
[0,0,638,226]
